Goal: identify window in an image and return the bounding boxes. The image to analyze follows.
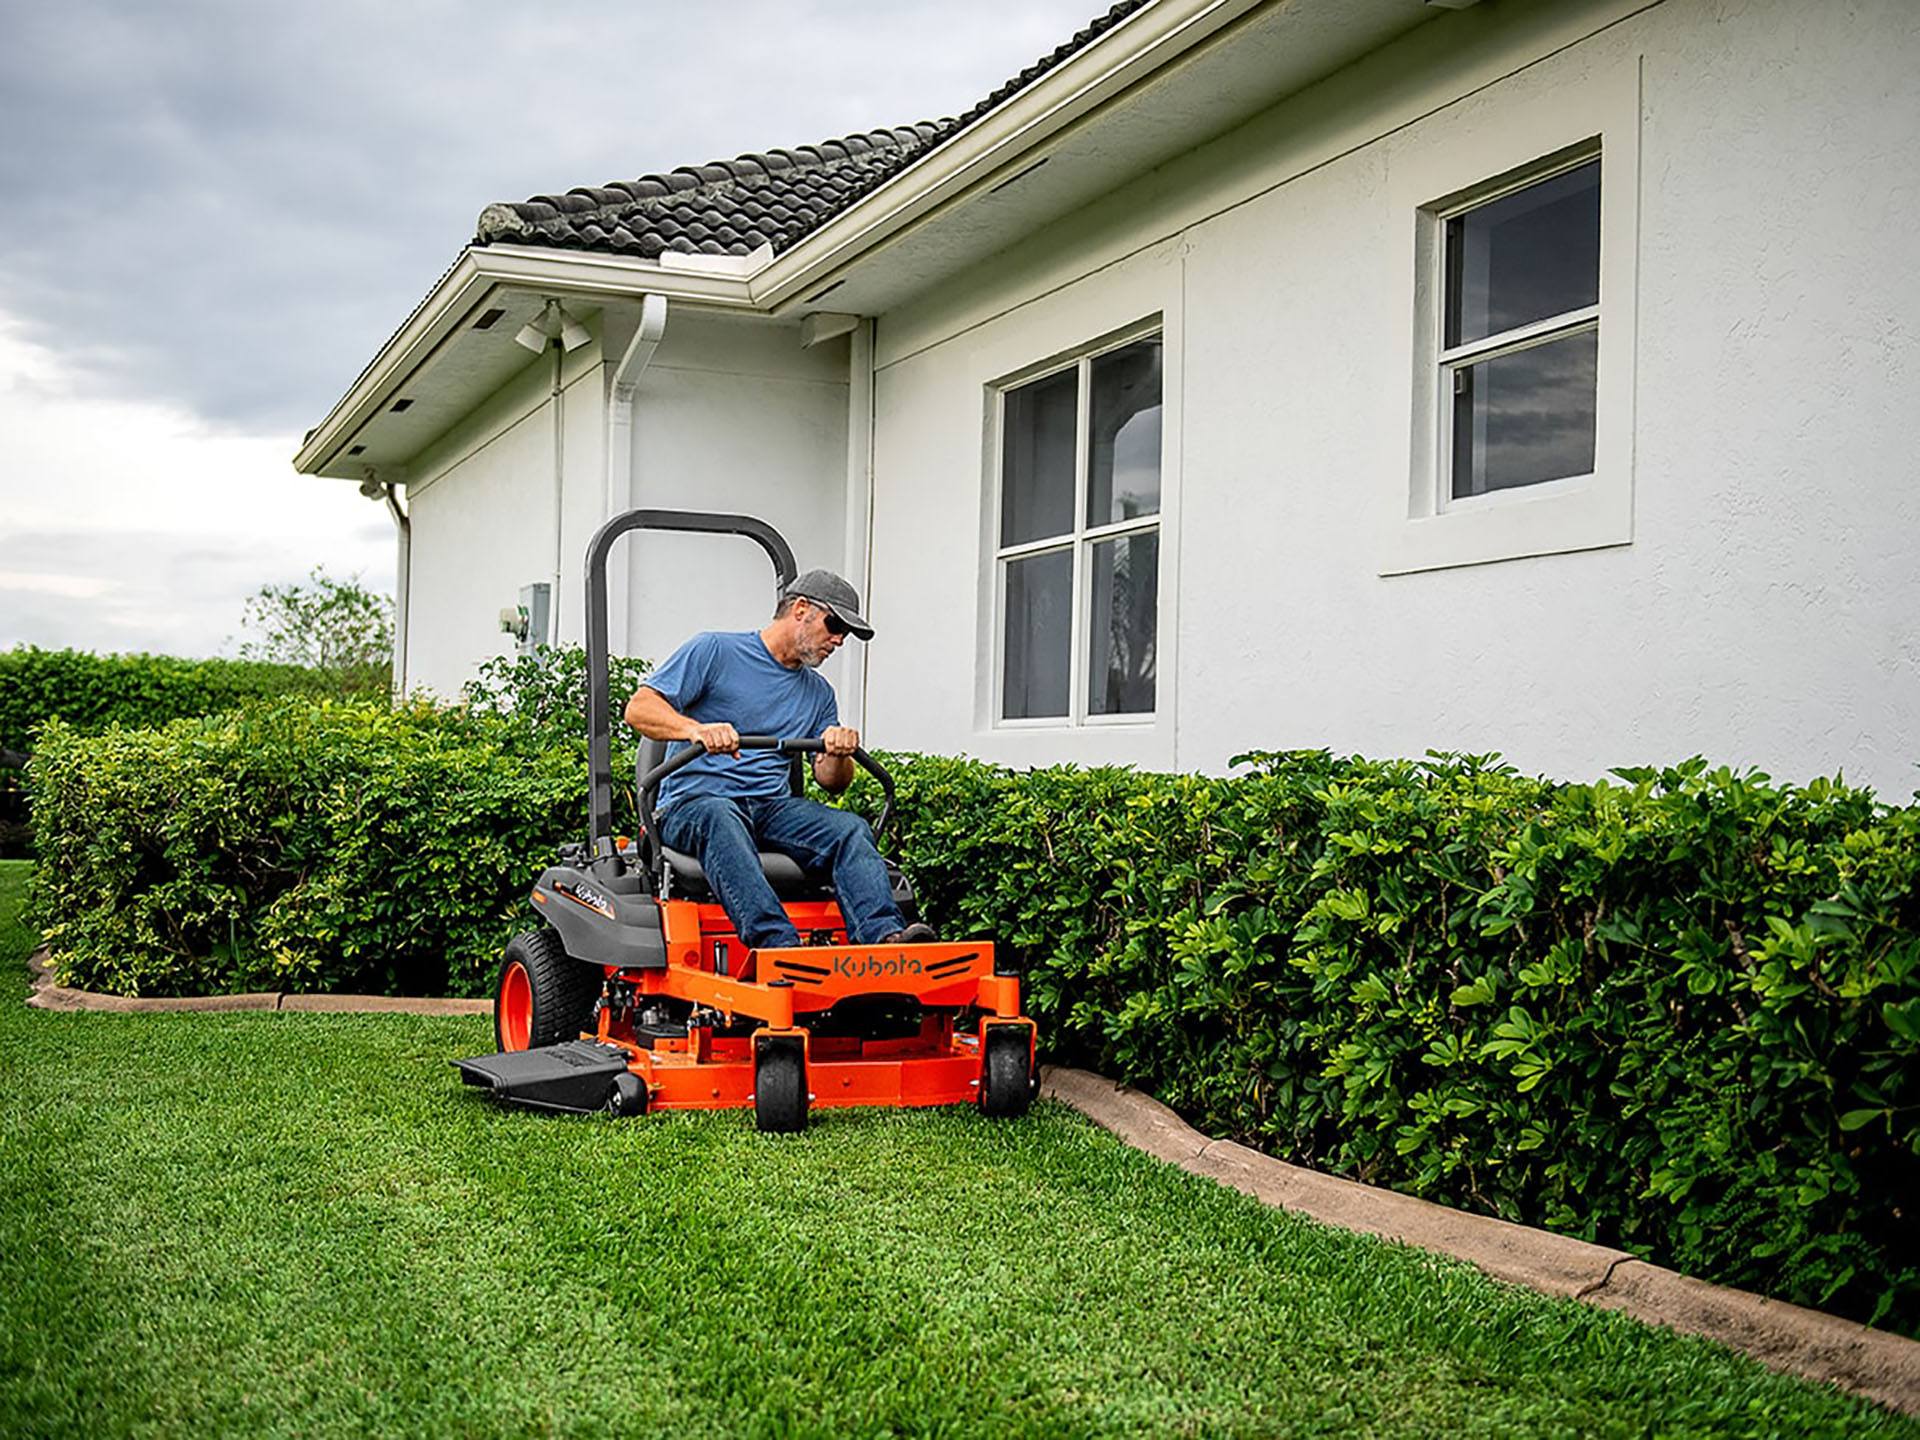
[1382,61,1638,576]
[1440,155,1600,501]
[995,333,1162,723]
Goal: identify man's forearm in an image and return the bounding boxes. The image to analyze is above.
[624,687,700,741]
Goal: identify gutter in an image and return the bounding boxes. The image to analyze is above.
[293,252,753,478]
[603,294,670,656]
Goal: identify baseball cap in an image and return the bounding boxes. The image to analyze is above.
[784,569,874,640]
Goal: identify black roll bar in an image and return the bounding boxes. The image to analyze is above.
[585,510,797,858]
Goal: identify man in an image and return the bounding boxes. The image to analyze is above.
[623,569,935,950]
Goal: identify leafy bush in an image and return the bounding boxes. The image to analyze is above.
[841,751,1920,1335]
[29,701,581,998]
[0,647,338,859]
[28,640,653,996]
[0,646,332,752]
[461,644,652,756]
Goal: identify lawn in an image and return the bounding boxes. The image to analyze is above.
[0,861,1910,1438]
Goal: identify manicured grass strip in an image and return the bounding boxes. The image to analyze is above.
[1,1007,1909,1438]
[1,859,35,995]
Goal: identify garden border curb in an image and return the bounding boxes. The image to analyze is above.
[1039,1065,1920,1417]
[24,950,490,1016]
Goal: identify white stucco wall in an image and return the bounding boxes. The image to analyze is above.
[864,0,1920,797]
[403,311,853,708]
[624,313,854,699]
[403,343,605,698]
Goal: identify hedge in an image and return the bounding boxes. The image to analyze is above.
[26,713,1919,1333]
[0,646,336,752]
[840,750,1920,1336]
[0,646,345,859]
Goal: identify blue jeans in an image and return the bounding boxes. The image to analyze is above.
[658,795,905,948]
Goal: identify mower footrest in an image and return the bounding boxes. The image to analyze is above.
[452,1041,631,1114]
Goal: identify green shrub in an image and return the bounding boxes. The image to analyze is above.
[460,644,652,757]
[0,646,335,752]
[1,646,342,859]
[28,701,582,999]
[840,750,1920,1335]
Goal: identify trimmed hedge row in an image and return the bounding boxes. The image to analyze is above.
[839,750,1919,1335]
[26,645,656,998]
[29,703,582,998]
[1,647,340,858]
[27,711,1919,1332]
[0,646,335,752]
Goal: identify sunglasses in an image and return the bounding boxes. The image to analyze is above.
[821,611,851,637]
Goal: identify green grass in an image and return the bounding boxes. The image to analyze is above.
[2,859,36,996]
[4,1017,1912,1438]
[0,865,1911,1437]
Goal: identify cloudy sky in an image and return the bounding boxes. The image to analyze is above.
[0,0,1105,657]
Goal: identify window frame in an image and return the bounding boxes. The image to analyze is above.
[990,322,1164,729]
[1378,53,1640,577]
[1434,149,1603,511]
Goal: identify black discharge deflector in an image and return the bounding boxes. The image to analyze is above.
[452,1041,633,1114]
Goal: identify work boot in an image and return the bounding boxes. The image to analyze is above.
[881,922,937,944]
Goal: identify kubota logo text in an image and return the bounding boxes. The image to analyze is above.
[832,954,923,979]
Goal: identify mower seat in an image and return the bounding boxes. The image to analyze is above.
[657,844,825,899]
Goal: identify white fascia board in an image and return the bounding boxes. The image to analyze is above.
[293,246,756,477]
[747,0,1266,311]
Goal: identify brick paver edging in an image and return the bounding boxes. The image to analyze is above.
[1040,1066,1920,1417]
[21,954,1914,1414]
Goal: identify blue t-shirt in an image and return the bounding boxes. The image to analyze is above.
[643,631,838,813]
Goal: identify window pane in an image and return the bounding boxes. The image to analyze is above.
[1003,548,1072,719]
[1087,338,1162,526]
[1446,159,1600,347]
[1087,531,1157,716]
[1451,329,1598,498]
[1000,368,1077,547]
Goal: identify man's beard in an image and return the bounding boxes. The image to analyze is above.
[794,637,831,668]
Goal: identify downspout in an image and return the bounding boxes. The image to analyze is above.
[604,293,669,658]
[360,473,410,696]
[550,343,565,643]
[843,318,876,731]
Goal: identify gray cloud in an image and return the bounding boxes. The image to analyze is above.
[0,526,391,657]
[0,0,1106,433]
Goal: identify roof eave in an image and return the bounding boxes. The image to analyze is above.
[746,0,1266,312]
[292,246,759,476]
[295,0,1270,476]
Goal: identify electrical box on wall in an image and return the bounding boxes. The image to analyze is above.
[498,582,551,657]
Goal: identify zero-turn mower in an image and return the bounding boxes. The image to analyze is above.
[453,508,1038,1131]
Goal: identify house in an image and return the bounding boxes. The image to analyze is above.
[294,0,1920,797]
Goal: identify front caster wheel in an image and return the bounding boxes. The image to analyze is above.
[980,1027,1034,1119]
[605,1071,648,1118]
[754,1037,808,1133]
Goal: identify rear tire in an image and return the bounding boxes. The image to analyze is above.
[980,1028,1033,1119]
[754,1040,808,1134]
[495,929,600,1052]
